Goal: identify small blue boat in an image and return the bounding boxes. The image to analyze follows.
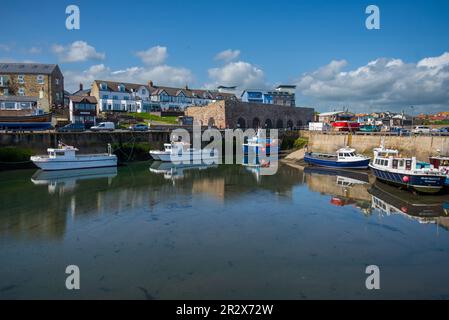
[304,147,370,169]
[242,129,279,167]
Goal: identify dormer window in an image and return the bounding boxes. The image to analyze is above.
[118,84,125,92]
[100,83,107,91]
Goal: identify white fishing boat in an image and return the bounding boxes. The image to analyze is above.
[369,144,446,194]
[30,142,117,171]
[150,140,219,163]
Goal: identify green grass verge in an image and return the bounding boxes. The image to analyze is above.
[126,113,178,125]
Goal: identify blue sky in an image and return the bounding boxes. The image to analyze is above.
[1,0,449,113]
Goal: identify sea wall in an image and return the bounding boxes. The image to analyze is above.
[0,131,170,154]
[304,132,449,161]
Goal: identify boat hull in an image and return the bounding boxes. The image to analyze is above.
[0,113,51,123]
[31,156,117,171]
[0,122,52,130]
[304,153,370,169]
[332,121,360,132]
[150,150,219,163]
[369,165,446,194]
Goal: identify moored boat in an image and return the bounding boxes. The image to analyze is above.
[242,129,279,167]
[31,143,117,171]
[429,155,449,186]
[369,144,446,194]
[304,147,370,169]
[150,140,219,163]
[0,107,52,130]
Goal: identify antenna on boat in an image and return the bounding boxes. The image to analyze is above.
[108,143,112,156]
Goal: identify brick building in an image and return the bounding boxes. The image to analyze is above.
[185,100,314,129]
[0,63,64,112]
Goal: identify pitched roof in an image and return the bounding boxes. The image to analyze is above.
[0,95,38,102]
[69,95,97,104]
[94,80,236,100]
[0,63,58,74]
[94,80,144,92]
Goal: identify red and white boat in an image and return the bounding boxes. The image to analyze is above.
[331,113,360,132]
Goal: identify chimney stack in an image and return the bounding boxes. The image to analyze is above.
[148,80,154,88]
[79,83,83,91]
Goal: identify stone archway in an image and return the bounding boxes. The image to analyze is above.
[252,117,261,129]
[237,117,246,129]
[287,120,294,130]
[264,119,273,129]
[276,119,284,129]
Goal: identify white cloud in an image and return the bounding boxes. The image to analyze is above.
[136,46,168,66]
[29,47,42,54]
[296,52,449,113]
[52,41,105,63]
[214,49,240,62]
[207,61,266,90]
[64,64,194,93]
[0,44,11,52]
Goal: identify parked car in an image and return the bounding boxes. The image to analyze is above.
[390,127,411,136]
[57,123,86,133]
[412,126,432,134]
[90,122,115,132]
[438,127,449,133]
[128,123,149,131]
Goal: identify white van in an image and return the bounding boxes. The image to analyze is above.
[90,122,115,132]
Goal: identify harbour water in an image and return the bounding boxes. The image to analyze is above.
[1,162,449,299]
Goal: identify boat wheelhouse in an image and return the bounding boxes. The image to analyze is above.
[369,145,446,194]
[242,129,279,167]
[150,140,219,163]
[304,147,370,169]
[429,155,449,186]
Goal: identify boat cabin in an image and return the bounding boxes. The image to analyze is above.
[373,147,418,171]
[429,156,449,169]
[47,146,78,159]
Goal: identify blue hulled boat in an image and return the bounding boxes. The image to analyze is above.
[304,147,370,169]
[369,145,446,194]
[242,129,279,167]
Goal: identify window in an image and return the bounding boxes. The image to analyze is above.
[3,88,8,95]
[4,102,15,109]
[118,84,125,92]
[18,87,25,96]
[142,89,146,95]
[55,78,60,85]
[100,83,108,90]
[102,95,109,99]
[0,75,8,86]
[18,75,24,84]
[37,75,44,84]
[113,95,118,100]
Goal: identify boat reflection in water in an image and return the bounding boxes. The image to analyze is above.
[31,166,117,194]
[304,167,371,210]
[149,161,218,182]
[304,166,449,225]
[369,181,449,224]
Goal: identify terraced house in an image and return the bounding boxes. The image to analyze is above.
[90,80,237,113]
[0,63,64,112]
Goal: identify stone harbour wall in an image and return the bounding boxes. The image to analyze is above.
[0,131,170,154]
[305,132,449,161]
